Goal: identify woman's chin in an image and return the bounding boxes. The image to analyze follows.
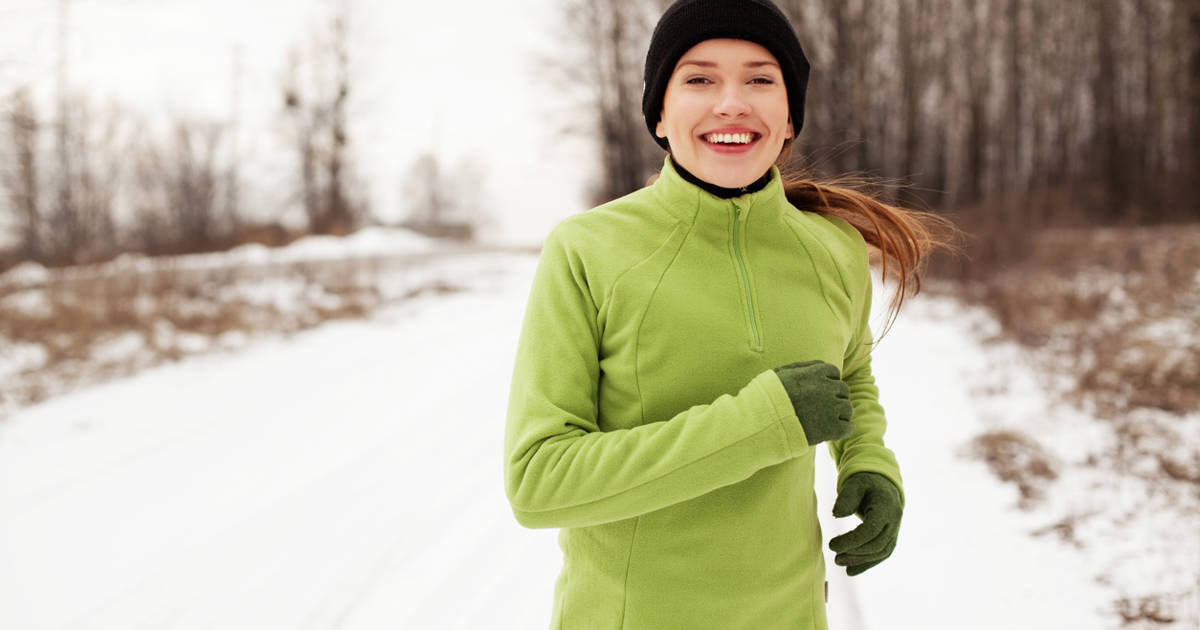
[698,169,763,189]
[687,155,773,189]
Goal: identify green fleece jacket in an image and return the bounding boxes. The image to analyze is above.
[504,156,903,630]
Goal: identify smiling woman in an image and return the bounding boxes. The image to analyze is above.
[654,39,793,189]
[503,1,953,629]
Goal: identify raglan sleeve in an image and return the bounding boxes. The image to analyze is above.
[504,223,812,529]
[827,249,906,507]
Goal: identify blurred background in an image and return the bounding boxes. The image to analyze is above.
[0,0,1196,628]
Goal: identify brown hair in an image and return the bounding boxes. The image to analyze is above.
[775,139,959,334]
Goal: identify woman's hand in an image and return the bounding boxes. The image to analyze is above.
[829,472,903,575]
[771,360,853,446]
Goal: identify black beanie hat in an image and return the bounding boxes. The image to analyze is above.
[642,0,810,152]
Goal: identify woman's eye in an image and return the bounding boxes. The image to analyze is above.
[750,77,776,85]
[685,76,712,85]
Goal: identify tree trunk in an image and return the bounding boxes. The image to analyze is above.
[6,90,42,262]
[1093,0,1124,220]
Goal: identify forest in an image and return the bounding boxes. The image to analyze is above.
[552,0,1198,226]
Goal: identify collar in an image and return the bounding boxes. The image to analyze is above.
[651,155,787,227]
[673,160,774,198]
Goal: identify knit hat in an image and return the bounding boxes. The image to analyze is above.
[642,0,810,152]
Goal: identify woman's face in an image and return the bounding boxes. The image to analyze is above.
[656,38,792,189]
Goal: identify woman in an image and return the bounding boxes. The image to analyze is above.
[504,0,947,628]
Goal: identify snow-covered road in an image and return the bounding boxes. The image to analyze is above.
[1,252,1113,629]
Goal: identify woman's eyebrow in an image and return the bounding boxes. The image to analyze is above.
[677,59,781,69]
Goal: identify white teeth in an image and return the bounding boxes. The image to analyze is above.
[706,132,753,144]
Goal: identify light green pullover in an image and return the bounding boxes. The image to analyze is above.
[504,156,903,630]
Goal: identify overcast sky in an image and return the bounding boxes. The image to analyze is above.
[0,0,594,246]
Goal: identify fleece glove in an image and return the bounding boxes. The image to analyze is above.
[829,472,903,576]
[771,360,853,446]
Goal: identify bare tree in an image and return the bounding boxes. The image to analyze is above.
[543,0,664,204]
[1183,0,1200,212]
[282,48,321,237]
[31,94,125,265]
[404,153,445,228]
[128,119,234,255]
[1002,0,1023,194]
[51,0,75,264]
[224,42,245,241]
[401,151,485,241]
[1092,0,1124,220]
[897,0,929,199]
[325,8,352,235]
[2,88,41,262]
[68,98,121,262]
[280,1,365,236]
[166,121,224,251]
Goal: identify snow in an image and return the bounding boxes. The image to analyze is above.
[284,227,442,260]
[0,227,530,419]
[0,227,446,291]
[819,293,1113,628]
[0,340,48,382]
[0,261,49,288]
[0,288,53,317]
[0,252,1194,629]
[87,332,146,366]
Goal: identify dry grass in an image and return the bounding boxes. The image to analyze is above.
[933,223,1200,418]
[940,222,1200,505]
[0,257,465,414]
[934,215,1200,625]
[1114,595,1178,626]
[967,429,1059,508]
[1029,511,1096,549]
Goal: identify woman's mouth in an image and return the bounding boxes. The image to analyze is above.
[701,131,761,154]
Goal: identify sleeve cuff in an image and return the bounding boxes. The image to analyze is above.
[752,369,810,456]
[837,466,905,509]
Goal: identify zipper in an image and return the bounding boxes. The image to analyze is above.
[731,202,762,350]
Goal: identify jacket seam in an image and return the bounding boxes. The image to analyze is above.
[630,221,691,426]
[605,220,686,311]
[816,224,859,331]
[544,224,606,423]
[618,517,641,628]
[810,219,873,375]
[781,214,840,322]
[786,212,854,300]
[794,214,865,337]
[557,532,569,628]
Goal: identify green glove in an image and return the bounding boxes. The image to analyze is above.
[771,360,853,446]
[829,472,903,576]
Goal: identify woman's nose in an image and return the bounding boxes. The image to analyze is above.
[713,86,752,117]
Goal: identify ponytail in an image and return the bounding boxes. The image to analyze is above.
[778,151,959,334]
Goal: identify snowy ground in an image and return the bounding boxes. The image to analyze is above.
[1,246,1195,629]
[0,228,534,418]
